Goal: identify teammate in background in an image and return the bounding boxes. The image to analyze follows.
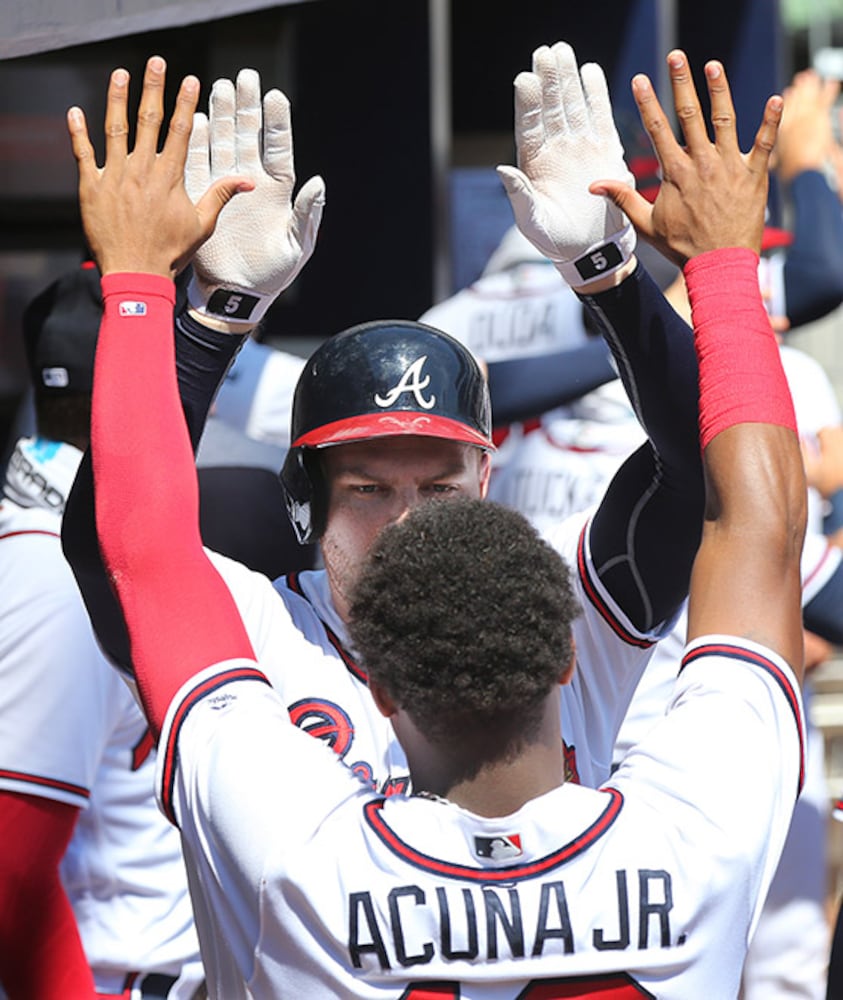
[64,43,708,796]
[70,48,806,996]
[0,266,202,998]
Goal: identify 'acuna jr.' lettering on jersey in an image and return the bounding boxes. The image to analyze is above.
[347,863,676,971]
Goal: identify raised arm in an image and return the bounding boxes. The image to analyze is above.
[498,42,704,636]
[61,65,323,671]
[606,55,805,675]
[775,70,843,327]
[66,57,268,733]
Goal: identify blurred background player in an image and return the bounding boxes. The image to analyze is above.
[0,263,202,999]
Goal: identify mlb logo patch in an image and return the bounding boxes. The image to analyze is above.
[42,367,70,388]
[119,300,148,317]
[473,833,523,861]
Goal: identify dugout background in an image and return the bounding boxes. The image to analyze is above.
[0,0,788,453]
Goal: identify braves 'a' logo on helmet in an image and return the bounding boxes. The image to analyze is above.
[374,355,436,410]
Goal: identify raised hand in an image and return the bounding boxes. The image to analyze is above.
[66,56,252,279]
[497,41,636,290]
[775,68,839,182]
[593,50,783,266]
[185,68,325,328]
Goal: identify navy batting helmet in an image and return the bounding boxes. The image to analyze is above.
[280,319,493,543]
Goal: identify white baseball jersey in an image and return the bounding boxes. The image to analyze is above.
[487,380,645,537]
[419,261,589,368]
[210,506,666,796]
[0,438,201,994]
[779,343,842,536]
[157,634,804,998]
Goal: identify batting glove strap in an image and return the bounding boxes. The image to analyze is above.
[554,223,636,287]
[187,274,275,326]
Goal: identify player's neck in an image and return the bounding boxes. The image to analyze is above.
[407,693,567,818]
[438,745,567,817]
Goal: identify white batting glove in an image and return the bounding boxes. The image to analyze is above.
[185,69,325,327]
[497,42,636,288]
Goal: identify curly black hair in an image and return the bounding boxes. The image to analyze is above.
[348,498,579,750]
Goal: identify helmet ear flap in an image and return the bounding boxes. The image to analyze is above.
[279,448,327,545]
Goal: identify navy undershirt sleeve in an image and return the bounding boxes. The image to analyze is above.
[486,338,617,426]
[576,263,704,634]
[783,170,843,328]
[62,312,247,670]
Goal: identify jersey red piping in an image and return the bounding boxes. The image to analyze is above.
[0,767,89,800]
[286,572,369,684]
[160,666,270,824]
[0,529,61,541]
[362,787,623,882]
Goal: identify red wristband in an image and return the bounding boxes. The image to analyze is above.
[684,248,797,450]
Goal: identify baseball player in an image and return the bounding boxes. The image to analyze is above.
[0,266,202,998]
[64,43,708,799]
[70,46,806,998]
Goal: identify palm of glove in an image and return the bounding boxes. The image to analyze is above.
[497,43,635,279]
[185,69,324,314]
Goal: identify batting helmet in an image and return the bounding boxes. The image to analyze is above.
[280,319,493,543]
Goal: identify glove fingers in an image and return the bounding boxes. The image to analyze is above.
[185,113,211,202]
[532,45,564,138]
[581,63,636,186]
[208,78,236,178]
[291,175,326,257]
[513,71,545,168]
[262,88,296,187]
[554,41,588,134]
[235,68,263,173]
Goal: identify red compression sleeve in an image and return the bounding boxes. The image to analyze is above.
[0,792,94,999]
[684,248,797,450]
[92,274,256,736]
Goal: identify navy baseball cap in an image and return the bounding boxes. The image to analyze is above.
[23,261,103,393]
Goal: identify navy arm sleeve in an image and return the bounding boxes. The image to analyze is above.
[61,311,248,669]
[577,263,704,634]
[486,338,617,427]
[783,170,843,328]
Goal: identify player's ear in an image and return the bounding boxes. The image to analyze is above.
[559,637,576,686]
[478,450,492,498]
[369,678,398,718]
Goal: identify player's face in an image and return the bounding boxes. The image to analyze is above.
[320,436,491,621]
